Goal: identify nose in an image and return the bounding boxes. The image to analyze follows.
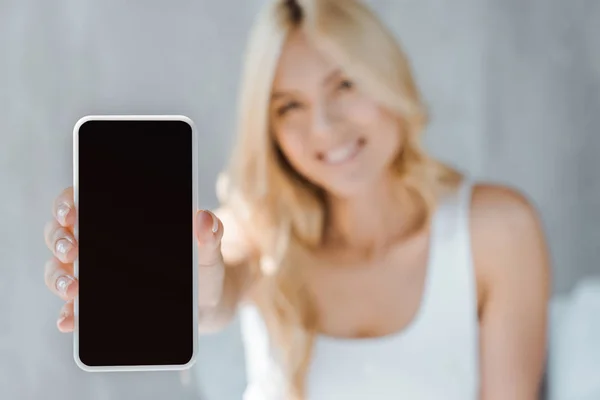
[311,103,335,140]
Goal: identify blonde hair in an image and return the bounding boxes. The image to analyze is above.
[218,0,461,398]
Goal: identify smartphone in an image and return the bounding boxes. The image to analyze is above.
[72,115,198,371]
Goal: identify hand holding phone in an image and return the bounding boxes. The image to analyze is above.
[42,115,225,372]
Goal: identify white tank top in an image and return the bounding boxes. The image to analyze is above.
[239,178,480,399]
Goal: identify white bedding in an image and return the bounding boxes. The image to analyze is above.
[548,277,600,400]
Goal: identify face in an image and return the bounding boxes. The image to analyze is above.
[269,30,402,198]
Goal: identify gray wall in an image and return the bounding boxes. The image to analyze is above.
[0,0,598,399]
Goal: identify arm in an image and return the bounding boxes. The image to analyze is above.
[196,207,256,333]
[471,184,551,400]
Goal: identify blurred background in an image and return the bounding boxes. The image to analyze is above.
[1,0,599,399]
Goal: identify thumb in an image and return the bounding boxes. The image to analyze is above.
[195,210,223,266]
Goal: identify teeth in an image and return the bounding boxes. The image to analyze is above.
[323,141,359,164]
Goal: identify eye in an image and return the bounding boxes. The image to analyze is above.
[277,101,302,116]
[338,79,354,90]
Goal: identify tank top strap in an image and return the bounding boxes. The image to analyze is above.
[457,176,476,223]
[420,176,478,322]
[429,175,475,257]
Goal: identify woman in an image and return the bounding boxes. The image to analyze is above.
[43,0,551,398]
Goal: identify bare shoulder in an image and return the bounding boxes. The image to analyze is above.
[470,183,541,233]
[467,183,551,394]
[469,183,551,300]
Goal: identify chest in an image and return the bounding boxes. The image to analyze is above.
[302,234,431,339]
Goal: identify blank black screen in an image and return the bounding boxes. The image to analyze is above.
[76,119,195,367]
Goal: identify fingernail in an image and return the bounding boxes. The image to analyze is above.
[201,210,219,233]
[60,306,70,318]
[55,238,74,257]
[55,275,75,295]
[56,203,71,225]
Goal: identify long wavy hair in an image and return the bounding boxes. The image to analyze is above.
[217,0,462,398]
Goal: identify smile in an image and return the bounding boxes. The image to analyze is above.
[319,138,366,165]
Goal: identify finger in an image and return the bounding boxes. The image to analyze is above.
[57,300,75,333]
[44,258,78,301]
[44,220,78,263]
[53,187,75,227]
[195,210,224,266]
